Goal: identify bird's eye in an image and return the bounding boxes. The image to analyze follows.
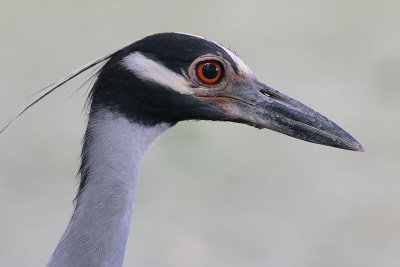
[196,61,223,84]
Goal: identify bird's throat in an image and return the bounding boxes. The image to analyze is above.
[47,109,170,267]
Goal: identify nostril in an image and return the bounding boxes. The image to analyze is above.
[260,89,273,98]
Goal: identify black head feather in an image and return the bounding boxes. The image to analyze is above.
[89,32,238,126]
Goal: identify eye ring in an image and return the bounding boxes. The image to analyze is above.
[196,61,223,84]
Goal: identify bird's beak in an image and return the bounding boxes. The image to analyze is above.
[196,77,364,151]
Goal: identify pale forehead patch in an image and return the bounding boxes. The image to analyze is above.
[219,46,253,75]
[121,52,194,95]
[175,32,253,75]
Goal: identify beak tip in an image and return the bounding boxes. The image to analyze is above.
[347,139,365,152]
[355,144,366,152]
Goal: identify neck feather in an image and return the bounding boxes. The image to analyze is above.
[47,109,170,267]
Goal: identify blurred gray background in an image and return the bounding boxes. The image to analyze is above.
[1,0,399,266]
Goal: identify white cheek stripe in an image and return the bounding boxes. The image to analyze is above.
[121,52,193,94]
[175,32,252,75]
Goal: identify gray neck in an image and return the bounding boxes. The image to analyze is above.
[47,110,170,267]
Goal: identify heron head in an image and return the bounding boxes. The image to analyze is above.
[89,32,363,151]
[1,32,363,151]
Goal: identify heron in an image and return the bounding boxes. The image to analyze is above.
[2,32,364,267]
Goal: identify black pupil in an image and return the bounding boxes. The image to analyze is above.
[202,63,219,79]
